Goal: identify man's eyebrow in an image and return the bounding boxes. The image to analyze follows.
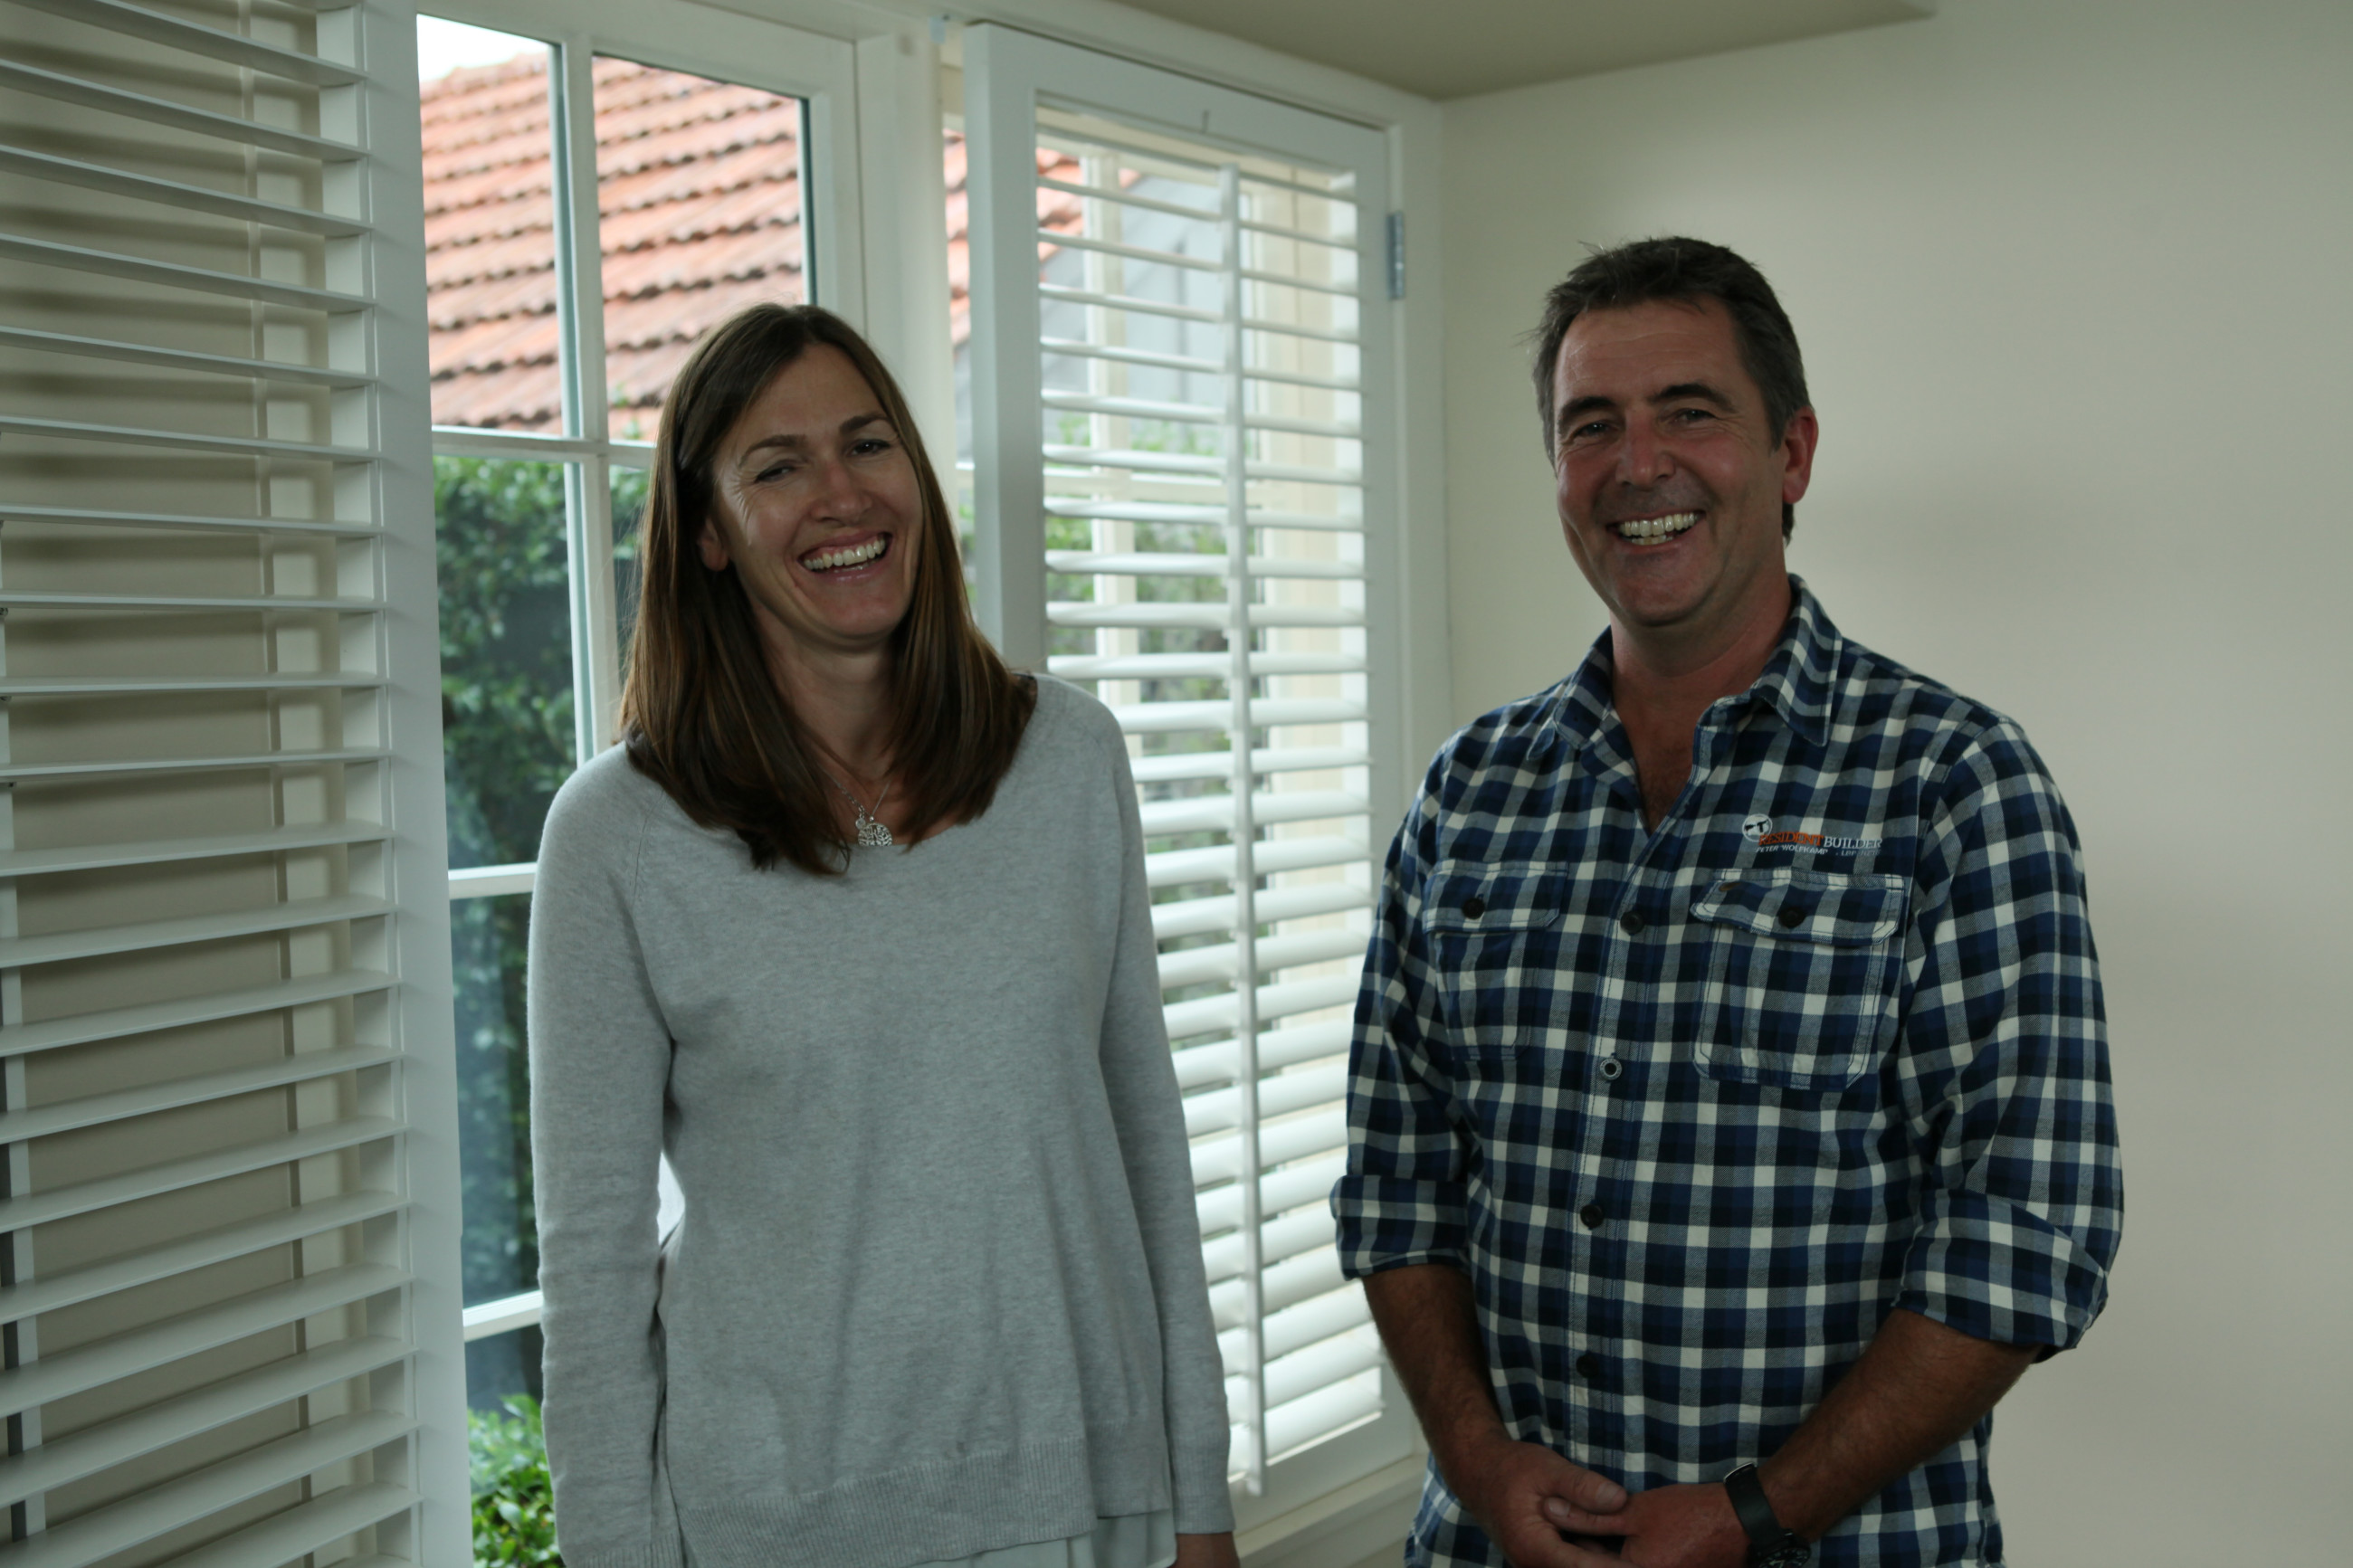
[1555,394,1617,436]
[1654,380,1735,408]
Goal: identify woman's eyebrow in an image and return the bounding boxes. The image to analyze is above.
[738,411,891,462]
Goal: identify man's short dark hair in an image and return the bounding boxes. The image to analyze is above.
[1531,237,1810,539]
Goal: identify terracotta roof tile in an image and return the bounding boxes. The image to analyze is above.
[422,53,809,430]
[423,59,1060,426]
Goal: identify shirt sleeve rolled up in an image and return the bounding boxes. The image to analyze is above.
[1890,722,2123,1353]
[1333,771,1473,1281]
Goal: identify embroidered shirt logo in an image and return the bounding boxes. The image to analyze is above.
[1743,813,1881,852]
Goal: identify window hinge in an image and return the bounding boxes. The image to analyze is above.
[1386,212,1405,299]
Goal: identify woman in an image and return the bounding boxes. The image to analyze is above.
[528,305,1237,1568]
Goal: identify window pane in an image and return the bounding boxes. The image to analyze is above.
[419,19,564,432]
[612,461,650,675]
[437,457,577,867]
[453,891,538,1310]
[594,58,806,436]
[454,889,547,1417]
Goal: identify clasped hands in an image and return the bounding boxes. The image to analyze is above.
[1448,1432,1756,1568]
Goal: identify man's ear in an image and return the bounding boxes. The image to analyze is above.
[1779,406,1820,506]
[696,516,731,573]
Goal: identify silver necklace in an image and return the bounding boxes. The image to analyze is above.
[818,765,894,848]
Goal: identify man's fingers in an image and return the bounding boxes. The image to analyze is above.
[1539,1460,1628,1513]
[1540,1496,1633,1535]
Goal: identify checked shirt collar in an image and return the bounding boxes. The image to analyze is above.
[1542,573,1842,783]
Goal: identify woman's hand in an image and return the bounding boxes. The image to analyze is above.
[1173,1531,1242,1568]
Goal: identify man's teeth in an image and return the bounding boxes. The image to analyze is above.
[803,537,887,572]
[1615,511,1699,543]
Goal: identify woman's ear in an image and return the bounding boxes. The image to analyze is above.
[696,515,731,572]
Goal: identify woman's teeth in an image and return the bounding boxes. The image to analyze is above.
[1615,511,1699,544]
[803,537,888,572]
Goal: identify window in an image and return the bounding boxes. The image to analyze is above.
[959,24,1420,1518]
[413,5,857,1412]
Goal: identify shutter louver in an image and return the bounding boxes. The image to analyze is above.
[967,29,1397,1496]
[0,0,452,1562]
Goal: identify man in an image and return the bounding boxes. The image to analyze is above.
[1332,238,2120,1568]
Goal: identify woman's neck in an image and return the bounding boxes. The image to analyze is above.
[768,638,896,784]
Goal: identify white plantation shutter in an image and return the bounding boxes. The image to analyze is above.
[964,25,1411,1501]
[0,0,462,1564]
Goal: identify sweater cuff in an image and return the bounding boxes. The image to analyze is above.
[1170,1441,1237,1534]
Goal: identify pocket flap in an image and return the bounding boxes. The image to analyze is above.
[1424,861,1566,933]
[1692,870,1905,945]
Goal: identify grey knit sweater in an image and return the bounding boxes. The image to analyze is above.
[526,678,1234,1568]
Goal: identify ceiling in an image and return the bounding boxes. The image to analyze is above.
[1104,0,1935,100]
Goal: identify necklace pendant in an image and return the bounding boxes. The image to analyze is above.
[854,811,894,849]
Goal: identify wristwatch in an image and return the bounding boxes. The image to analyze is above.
[1721,1463,1811,1567]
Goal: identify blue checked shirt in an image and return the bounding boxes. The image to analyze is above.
[1334,580,2120,1568]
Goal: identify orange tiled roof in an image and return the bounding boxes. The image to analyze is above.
[422,55,1081,433]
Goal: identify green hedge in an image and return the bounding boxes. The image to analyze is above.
[470,1395,562,1567]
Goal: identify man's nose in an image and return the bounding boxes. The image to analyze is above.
[1618,415,1673,485]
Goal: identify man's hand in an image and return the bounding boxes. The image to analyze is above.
[1447,1427,1630,1567]
[1362,1266,1631,1565]
[1544,1482,1746,1568]
[1173,1532,1240,1568]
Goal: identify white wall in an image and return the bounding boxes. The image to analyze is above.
[1437,2,2349,1562]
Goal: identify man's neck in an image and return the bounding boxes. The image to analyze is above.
[1608,575,1792,827]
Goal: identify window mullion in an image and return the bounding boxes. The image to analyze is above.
[551,39,609,763]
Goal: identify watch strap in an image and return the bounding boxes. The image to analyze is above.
[1721,1463,1805,1563]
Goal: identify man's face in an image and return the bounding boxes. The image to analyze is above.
[1548,298,1816,644]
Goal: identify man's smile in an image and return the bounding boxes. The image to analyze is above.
[1610,509,1700,546]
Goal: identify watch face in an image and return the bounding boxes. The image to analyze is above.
[1755,1540,1812,1568]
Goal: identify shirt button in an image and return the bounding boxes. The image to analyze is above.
[1597,1057,1623,1081]
[1778,905,1808,928]
[1578,1202,1604,1229]
[1576,1353,1600,1379]
[1462,896,1486,918]
[1618,910,1643,934]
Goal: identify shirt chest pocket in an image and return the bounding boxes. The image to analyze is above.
[1690,870,1907,1093]
[1424,863,1567,1069]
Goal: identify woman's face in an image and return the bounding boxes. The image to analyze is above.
[698,344,923,669]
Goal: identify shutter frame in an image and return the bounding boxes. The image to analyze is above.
[965,23,1414,1509]
[0,0,468,1558]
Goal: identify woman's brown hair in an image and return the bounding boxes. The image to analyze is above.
[619,303,1034,874]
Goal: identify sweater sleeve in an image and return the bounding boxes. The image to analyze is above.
[1091,727,1237,1535]
[526,762,687,1568]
